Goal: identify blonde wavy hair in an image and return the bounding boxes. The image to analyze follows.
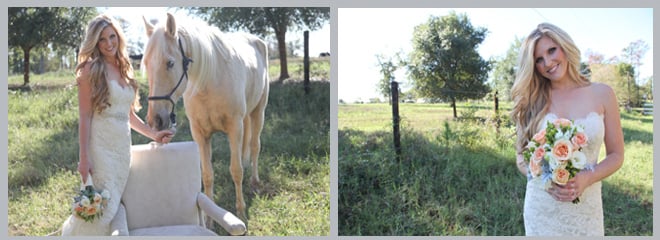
[75,14,140,113]
[510,23,590,154]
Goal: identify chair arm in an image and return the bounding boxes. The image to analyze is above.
[196,193,246,235]
[110,203,129,236]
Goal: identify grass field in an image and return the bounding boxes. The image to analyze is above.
[8,58,330,236]
[338,102,653,236]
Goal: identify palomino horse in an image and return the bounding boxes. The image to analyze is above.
[142,13,269,224]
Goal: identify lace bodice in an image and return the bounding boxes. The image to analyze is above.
[95,81,134,122]
[523,111,605,236]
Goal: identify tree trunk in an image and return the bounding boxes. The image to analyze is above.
[276,27,289,82]
[22,46,31,87]
[451,97,457,119]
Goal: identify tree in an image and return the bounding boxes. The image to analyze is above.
[590,63,625,105]
[8,7,96,87]
[621,40,649,81]
[617,62,639,108]
[375,53,403,103]
[491,37,522,101]
[189,7,330,82]
[590,62,641,108]
[407,11,491,118]
[621,40,649,108]
[641,76,653,101]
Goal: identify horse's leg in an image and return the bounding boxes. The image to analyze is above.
[227,117,247,221]
[249,89,268,189]
[191,128,214,229]
[242,115,252,171]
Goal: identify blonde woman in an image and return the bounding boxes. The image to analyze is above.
[510,23,624,236]
[61,14,174,235]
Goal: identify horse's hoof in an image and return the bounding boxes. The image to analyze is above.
[250,180,262,194]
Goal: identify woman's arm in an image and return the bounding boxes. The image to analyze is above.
[516,153,528,176]
[77,65,94,183]
[129,110,174,143]
[581,83,625,184]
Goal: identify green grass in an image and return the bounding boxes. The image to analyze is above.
[338,102,652,236]
[269,57,331,81]
[8,59,330,236]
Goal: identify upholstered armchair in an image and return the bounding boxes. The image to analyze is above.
[109,141,246,236]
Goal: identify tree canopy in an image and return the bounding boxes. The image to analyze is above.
[188,7,330,82]
[491,38,522,101]
[407,11,491,118]
[9,7,97,87]
[375,53,404,102]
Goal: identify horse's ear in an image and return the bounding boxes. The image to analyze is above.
[166,13,177,38]
[143,16,154,37]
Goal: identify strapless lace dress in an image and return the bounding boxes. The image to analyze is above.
[62,81,134,235]
[523,112,605,236]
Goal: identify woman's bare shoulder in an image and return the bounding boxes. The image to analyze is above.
[589,82,616,98]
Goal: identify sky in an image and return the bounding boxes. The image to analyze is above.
[99,7,331,57]
[338,8,654,103]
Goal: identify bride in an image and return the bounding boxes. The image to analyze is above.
[510,23,624,236]
[61,14,174,235]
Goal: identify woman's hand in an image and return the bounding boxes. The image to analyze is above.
[547,171,592,202]
[516,154,528,176]
[78,160,93,183]
[154,129,175,143]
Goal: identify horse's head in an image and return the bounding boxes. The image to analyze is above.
[143,13,191,131]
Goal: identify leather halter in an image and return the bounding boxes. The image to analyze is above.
[147,37,193,127]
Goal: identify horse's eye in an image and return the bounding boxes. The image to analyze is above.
[166,60,174,70]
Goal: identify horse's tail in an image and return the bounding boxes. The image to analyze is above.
[252,36,269,84]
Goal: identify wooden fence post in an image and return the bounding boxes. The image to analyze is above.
[494,91,500,133]
[304,30,310,95]
[391,81,402,161]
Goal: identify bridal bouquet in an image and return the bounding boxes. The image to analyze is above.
[71,177,110,222]
[523,118,589,204]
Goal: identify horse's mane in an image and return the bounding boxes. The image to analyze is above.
[146,17,235,92]
[178,19,232,91]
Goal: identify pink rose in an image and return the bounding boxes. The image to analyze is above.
[86,206,97,215]
[551,139,572,161]
[532,129,547,145]
[533,147,545,162]
[73,204,84,214]
[553,118,572,128]
[552,168,570,185]
[571,132,588,149]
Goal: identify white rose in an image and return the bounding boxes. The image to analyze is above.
[547,154,567,171]
[554,129,567,141]
[526,140,537,150]
[81,197,90,207]
[571,151,587,169]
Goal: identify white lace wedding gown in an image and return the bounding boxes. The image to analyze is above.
[62,80,133,235]
[523,112,605,236]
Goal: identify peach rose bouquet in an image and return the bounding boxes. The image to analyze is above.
[523,118,589,204]
[71,176,110,222]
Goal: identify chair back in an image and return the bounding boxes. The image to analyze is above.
[122,141,202,230]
